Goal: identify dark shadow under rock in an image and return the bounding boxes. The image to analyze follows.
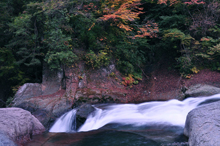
[76,104,95,130]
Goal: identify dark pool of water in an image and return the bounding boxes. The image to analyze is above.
[26,124,188,146]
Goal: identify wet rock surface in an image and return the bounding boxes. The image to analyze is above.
[184,100,220,146]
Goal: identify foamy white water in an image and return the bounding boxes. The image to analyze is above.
[49,109,77,132]
[50,94,220,133]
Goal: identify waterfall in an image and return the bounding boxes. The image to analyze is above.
[49,109,77,132]
[50,94,220,133]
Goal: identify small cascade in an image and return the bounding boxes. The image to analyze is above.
[50,94,220,133]
[49,109,77,132]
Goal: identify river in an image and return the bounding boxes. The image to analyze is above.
[26,94,220,146]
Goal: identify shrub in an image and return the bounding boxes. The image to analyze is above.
[85,50,110,69]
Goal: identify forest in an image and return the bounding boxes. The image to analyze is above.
[1,0,220,107]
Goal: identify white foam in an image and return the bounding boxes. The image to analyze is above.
[50,94,220,133]
[49,109,77,132]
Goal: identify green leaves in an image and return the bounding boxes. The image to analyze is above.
[3,0,220,87]
[159,15,186,29]
[45,50,78,69]
[115,38,149,74]
[163,28,186,40]
[0,47,29,93]
[0,48,15,77]
[85,50,110,69]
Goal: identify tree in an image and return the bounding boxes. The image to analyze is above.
[99,0,159,38]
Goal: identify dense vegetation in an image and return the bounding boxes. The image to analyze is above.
[1,0,220,107]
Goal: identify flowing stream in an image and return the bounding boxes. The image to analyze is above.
[49,94,220,145]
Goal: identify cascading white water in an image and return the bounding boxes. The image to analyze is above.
[50,94,220,133]
[49,109,77,132]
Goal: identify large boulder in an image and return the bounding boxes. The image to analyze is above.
[0,131,17,146]
[12,83,42,106]
[184,100,220,146]
[184,84,220,98]
[15,91,73,130]
[0,108,45,145]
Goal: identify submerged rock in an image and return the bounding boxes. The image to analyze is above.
[184,100,220,146]
[0,108,45,145]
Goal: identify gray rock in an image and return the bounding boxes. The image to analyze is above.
[42,64,64,95]
[78,73,87,89]
[12,83,42,106]
[185,84,220,97]
[184,100,220,146]
[52,99,72,120]
[101,64,116,77]
[0,108,45,145]
[15,95,73,130]
[76,104,95,129]
[0,131,17,146]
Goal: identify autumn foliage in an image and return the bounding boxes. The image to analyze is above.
[3,0,220,107]
[122,75,135,86]
[184,0,205,5]
[101,0,143,22]
[157,0,205,5]
[100,0,159,38]
[157,0,181,6]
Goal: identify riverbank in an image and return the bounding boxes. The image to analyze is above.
[5,62,220,145]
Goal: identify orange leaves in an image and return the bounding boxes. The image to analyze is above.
[80,0,158,40]
[83,3,98,12]
[122,76,134,86]
[88,23,95,31]
[102,14,118,21]
[184,0,205,5]
[157,0,204,6]
[100,0,159,38]
[134,21,159,38]
[100,0,143,22]
[98,37,107,41]
[121,74,139,87]
[157,0,180,6]
[200,37,210,41]
[117,22,133,31]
